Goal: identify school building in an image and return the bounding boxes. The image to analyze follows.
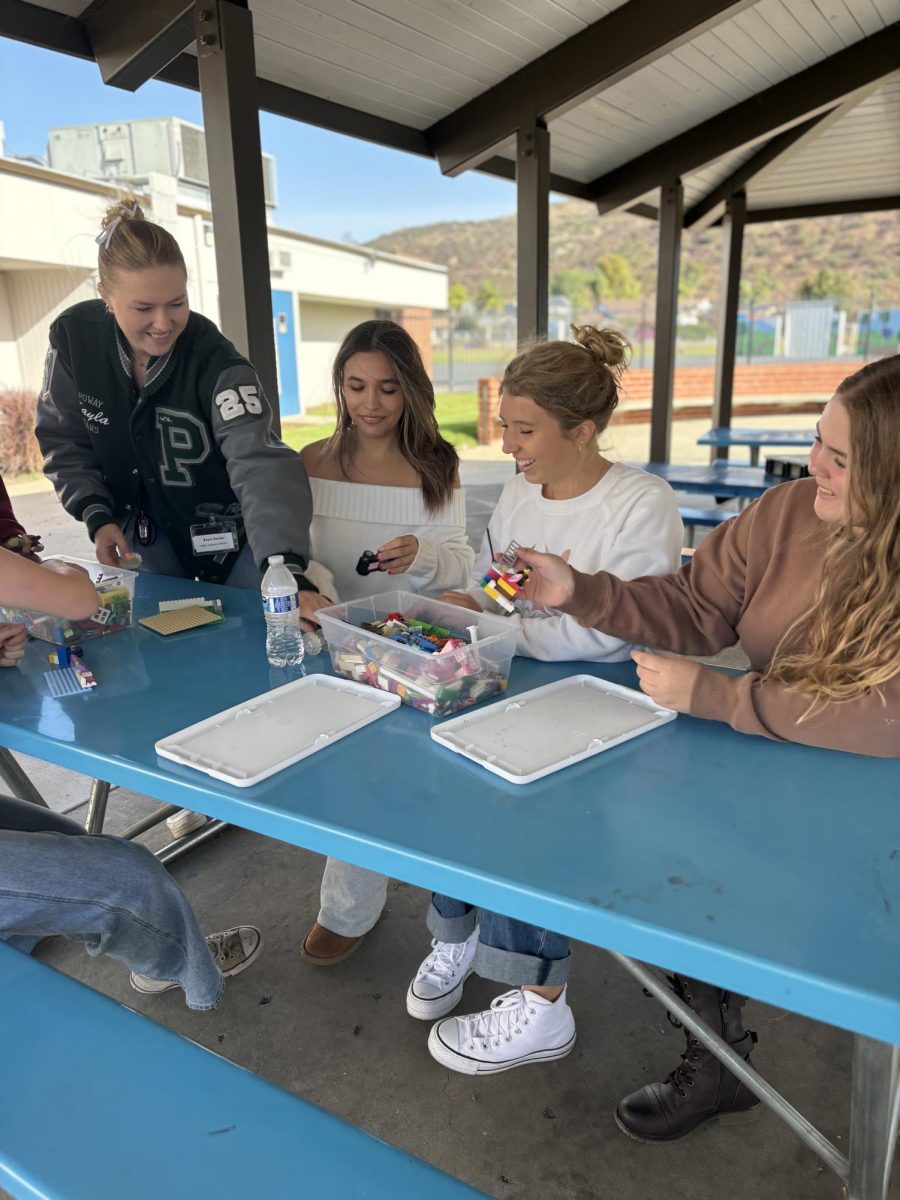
[0,117,448,416]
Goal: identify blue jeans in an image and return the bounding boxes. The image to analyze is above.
[0,796,224,1010]
[428,894,571,987]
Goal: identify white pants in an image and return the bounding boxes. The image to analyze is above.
[317,858,388,937]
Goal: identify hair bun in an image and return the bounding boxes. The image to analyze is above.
[99,199,144,235]
[570,324,630,379]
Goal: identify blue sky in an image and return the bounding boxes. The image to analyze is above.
[0,39,519,244]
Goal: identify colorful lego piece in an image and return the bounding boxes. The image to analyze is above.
[479,540,532,615]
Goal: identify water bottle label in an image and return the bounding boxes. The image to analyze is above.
[263,593,299,614]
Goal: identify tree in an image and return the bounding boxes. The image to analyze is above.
[797,267,852,306]
[476,280,506,313]
[448,282,469,310]
[740,269,776,303]
[677,261,705,299]
[596,253,640,299]
[550,268,596,309]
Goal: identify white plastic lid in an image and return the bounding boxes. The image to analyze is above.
[268,555,284,566]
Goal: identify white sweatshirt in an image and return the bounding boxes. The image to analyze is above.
[469,463,683,661]
[306,478,474,603]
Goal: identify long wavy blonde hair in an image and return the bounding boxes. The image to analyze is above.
[764,354,900,707]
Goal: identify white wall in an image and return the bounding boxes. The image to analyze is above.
[297,300,379,412]
[0,268,95,390]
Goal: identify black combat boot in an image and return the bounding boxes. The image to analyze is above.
[615,975,761,1142]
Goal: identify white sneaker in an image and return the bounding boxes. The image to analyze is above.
[428,986,576,1075]
[166,808,207,839]
[407,927,479,1020]
[130,925,263,994]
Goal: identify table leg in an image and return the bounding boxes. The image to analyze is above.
[84,779,111,834]
[0,748,49,808]
[611,953,850,1183]
[750,447,760,467]
[847,1035,900,1200]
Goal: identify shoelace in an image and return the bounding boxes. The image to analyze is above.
[207,930,242,968]
[417,939,470,989]
[461,989,536,1050]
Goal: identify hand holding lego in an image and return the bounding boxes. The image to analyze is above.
[0,622,27,667]
[631,650,702,713]
[94,523,131,568]
[437,590,482,613]
[515,547,574,609]
[376,535,419,575]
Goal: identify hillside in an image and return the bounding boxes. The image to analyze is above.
[368,201,899,306]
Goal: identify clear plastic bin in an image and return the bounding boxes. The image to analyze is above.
[0,556,137,646]
[317,590,518,717]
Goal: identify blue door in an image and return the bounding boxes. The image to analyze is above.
[271,290,300,416]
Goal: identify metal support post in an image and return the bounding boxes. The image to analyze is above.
[711,190,745,461]
[195,1,280,429]
[0,748,49,807]
[650,180,683,463]
[848,1035,900,1200]
[84,779,111,835]
[611,952,851,1184]
[517,117,550,347]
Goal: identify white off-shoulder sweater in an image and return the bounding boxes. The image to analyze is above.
[306,478,473,604]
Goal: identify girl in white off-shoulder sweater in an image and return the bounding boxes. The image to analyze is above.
[300,320,474,967]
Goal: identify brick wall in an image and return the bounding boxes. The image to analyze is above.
[620,361,864,405]
[477,377,502,444]
[394,307,434,378]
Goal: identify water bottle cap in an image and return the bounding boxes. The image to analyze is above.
[268,555,284,566]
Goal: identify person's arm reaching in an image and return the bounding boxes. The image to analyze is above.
[35,341,118,541]
[0,550,99,619]
[209,365,318,592]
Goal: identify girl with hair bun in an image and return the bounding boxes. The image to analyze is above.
[402,327,683,1076]
[35,198,318,602]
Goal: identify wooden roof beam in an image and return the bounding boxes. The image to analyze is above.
[590,22,900,216]
[425,0,756,178]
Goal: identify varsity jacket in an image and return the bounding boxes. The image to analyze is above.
[35,300,315,588]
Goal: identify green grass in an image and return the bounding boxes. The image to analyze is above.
[281,392,479,452]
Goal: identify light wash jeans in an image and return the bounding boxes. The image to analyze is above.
[318,858,388,937]
[428,894,571,987]
[0,795,224,1010]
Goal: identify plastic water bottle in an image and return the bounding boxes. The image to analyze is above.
[261,555,304,667]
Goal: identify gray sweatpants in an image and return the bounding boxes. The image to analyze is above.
[317,858,388,937]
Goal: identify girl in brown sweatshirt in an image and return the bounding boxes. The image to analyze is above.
[515,353,900,1146]
[518,354,900,760]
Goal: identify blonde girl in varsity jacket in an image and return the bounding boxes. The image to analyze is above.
[35,200,318,603]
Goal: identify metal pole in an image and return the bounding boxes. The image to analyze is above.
[0,748,49,807]
[848,1035,900,1200]
[747,296,754,365]
[649,180,683,463]
[84,779,111,835]
[710,191,745,461]
[195,0,280,430]
[516,116,550,347]
[611,952,850,1183]
[447,311,455,393]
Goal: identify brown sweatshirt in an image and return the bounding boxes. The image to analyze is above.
[561,476,900,758]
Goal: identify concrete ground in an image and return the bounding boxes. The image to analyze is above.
[5,456,894,1200]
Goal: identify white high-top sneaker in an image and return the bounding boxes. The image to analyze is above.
[428,986,576,1075]
[406,926,479,1020]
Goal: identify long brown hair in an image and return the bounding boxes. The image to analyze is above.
[501,324,630,437]
[765,354,900,708]
[326,320,458,514]
[96,199,186,294]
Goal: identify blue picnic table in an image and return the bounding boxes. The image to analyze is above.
[0,573,897,1200]
[697,427,816,466]
[629,460,778,500]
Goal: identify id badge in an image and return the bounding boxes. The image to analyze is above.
[190,518,239,555]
